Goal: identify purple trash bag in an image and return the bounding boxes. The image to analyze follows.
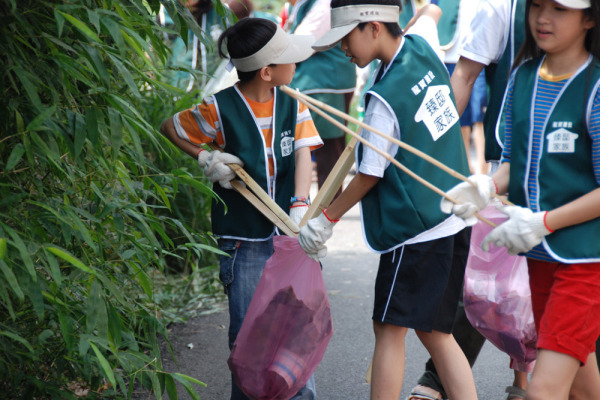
[228,236,333,400]
[463,204,537,372]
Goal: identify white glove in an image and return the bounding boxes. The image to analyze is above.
[482,206,552,255]
[298,211,337,262]
[440,174,496,226]
[201,151,244,190]
[289,204,308,226]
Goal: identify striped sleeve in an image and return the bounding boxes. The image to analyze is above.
[294,101,323,151]
[172,96,224,146]
[590,84,600,185]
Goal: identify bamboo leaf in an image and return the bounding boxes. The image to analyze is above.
[26,106,57,132]
[89,342,117,390]
[164,374,177,400]
[0,330,34,354]
[3,226,36,282]
[0,260,24,301]
[5,144,25,171]
[45,246,95,275]
[56,10,102,43]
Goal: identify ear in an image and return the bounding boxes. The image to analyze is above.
[582,14,595,31]
[369,21,383,38]
[260,66,273,82]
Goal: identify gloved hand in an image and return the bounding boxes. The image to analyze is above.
[199,150,244,190]
[482,206,552,255]
[440,174,496,226]
[289,204,308,226]
[298,211,338,262]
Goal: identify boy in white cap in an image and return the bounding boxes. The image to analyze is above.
[297,1,477,399]
[161,18,323,400]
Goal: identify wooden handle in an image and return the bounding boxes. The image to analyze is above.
[281,85,511,208]
[300,136,358,227]
[206,143,299,235]
[281,87,496,227]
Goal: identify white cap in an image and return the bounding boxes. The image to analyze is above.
[554,0,591,8]
[312,5,400,52]
[230,25,314,72]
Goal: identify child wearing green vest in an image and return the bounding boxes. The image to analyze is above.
[442,1,600,399]
[297,1,477,399]
[160,18,323,400]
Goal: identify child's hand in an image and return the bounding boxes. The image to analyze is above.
[440,174,496,226]
[482,206,552,255]
[289,204,309,226]
[298,211,337,262]
[199,151,244,189]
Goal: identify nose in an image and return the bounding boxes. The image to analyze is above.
[340,37,348,51]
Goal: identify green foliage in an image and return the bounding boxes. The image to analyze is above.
[0,0,231,397]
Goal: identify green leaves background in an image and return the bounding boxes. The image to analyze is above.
[0,0,232,397]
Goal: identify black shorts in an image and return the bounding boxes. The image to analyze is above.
[372,228,471,333]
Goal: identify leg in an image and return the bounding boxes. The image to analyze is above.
[415,293,486,399]
[219,239,274,400]
[416,330,477,400]
[370,321,408,400]
[471,122,488,174]
[568,353,600,400]
[460,125,474,174]
[527,350,580,400]
[312,135,346,196]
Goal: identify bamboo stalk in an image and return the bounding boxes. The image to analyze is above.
[281,85,512,207]
[230,181,297,237]
[282,87,496,227]
[300,136,358,227]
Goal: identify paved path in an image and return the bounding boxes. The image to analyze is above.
[146,182,519,400]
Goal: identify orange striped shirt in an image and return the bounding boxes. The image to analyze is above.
[173,86,322,176]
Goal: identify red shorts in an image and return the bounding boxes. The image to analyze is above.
[528,259,600,364]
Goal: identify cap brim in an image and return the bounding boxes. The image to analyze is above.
[312,23,358,52]
[272,34,315,65]
[554,0,590,8]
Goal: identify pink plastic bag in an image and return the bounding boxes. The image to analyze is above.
[463,205,537,372]
[228,236,333,400]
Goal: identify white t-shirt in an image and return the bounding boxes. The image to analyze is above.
[358,16,465,245]
[287,0,332,40]
[460,0,512,66]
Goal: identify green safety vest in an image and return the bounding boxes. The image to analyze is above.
[288,0,356,93]
[508,57,600,262]
[399,0,460,50]
[162,7,224,91]
[359,35,469,252]
[211,86,297,239]
[483,0,525,161]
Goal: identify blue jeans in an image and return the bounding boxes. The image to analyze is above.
[219,238,317,400]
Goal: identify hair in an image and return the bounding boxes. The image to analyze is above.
[330,0,403,37]
[218,18,277,83]
[224,0,254,20]
[514,0,600,68]
[188,0,213,22]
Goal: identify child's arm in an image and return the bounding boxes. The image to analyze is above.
[450,57,486,117]
[324,172,379,220]
[403,4,442,32]
[160,117,203,159]
[289,146,313,225]
[545,188,600,231]
[294,146,312,200]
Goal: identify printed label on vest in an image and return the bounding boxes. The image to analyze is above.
[414,85,458,141]
[281,136,293,157]
[546,126,578,153]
